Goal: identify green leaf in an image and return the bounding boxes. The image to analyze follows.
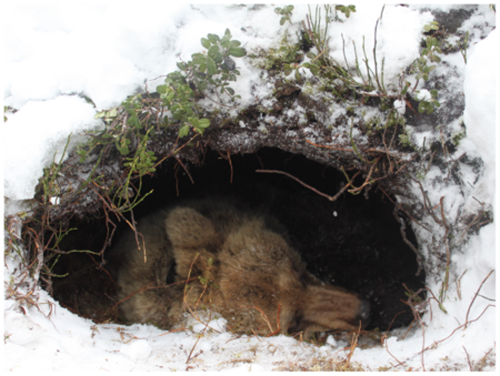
[198,80,208,91]
[228,47,246,57]
[189,117,210,134]
[280,17,286,26]
[192,52,204,59]
[201,37,211,49]
[128,115,141,129]
[208,45,219,59]
[310,64,320,75]
[207,33,219,44]
[198,118,210,129]
[179,124,190,138]
[207,57,217,75]
[229,40,241,48]
[306,52,316,60]
[226,87,235,96]
[401,81,411,96]
[430,55,441,63]
[213,52,224,64]
[94,111,105,119]
[115,139,130,155]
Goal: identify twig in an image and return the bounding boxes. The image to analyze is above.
[175,158,195,185]
[384,311,405,335]
[456,269,467,300]
[382,334,405,367]
[465,270,494,328]
[128,209,147,263]
[389,291,495,370]
[408,292,426,371]
[240,305,274,334]
[266,304,282,337]
[173,133,200,154]
[344,321,361,368]
[347,156,381,194]
[459,212,483,243]
[463,346,473,371]
[421,304,494,352]
[256,169,360,202]
[227,149,233,183]
[372,5,386,92]
[113,281,154,310]
[393,205,423,276]
[381,111,394,173]
[186,304,211,365]
[439,196,450,301]
[412,178,443,225]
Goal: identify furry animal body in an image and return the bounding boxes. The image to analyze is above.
[114,199,370,338]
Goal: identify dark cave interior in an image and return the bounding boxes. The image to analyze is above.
[50,147,425,332]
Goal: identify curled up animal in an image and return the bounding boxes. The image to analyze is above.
[112,199,370,339]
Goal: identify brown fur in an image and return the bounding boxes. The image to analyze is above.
[114,200,369,338]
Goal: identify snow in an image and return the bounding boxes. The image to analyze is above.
[3,3,496,372]
[416,89,433,101]
[327,4,434,85]
[4,95,102,200]
[464,28,497,209]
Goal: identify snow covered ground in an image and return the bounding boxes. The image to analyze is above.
[3,3,496,371]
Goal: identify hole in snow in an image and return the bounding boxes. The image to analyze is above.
[48,147,425,332]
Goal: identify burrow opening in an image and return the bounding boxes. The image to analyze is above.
[50,147,425,332]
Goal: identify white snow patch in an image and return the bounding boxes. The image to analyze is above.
[463,28,497,209]
[4,95,102,200]
[416,89,432,101]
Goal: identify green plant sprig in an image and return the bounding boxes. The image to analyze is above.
[275,5,294,25]
[157,28,245,137]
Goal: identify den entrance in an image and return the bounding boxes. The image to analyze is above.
[51,147,425,332]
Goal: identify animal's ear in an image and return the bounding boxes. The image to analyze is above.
[165,207,218,249]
